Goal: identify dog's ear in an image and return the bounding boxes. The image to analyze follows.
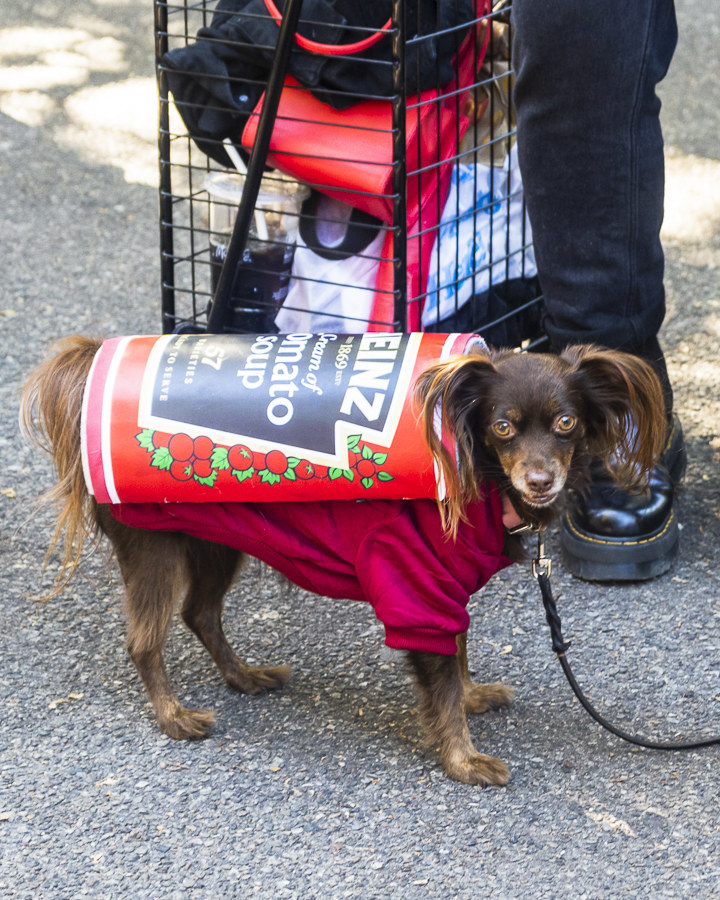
[414,350,498,535]
[561,344,667,482]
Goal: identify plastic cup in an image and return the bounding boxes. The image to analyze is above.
[204,172,308,332]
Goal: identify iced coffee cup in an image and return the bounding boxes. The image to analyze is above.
[204,172,308,332]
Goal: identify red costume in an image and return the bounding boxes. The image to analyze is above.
[112,487,511,656]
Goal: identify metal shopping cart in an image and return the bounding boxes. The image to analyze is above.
[153,0,545,346]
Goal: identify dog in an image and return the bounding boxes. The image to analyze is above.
[21,336,666,786]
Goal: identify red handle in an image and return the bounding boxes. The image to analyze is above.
[263,0,393,56]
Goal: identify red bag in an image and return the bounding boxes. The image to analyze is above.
[242,77,466,227]
[241,1,491,328]
[241,1,490,227]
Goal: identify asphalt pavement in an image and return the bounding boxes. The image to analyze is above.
[1,1,719,897]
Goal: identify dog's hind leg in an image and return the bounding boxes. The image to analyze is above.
[181,541,291,695]
[456,633,514,714]
[101,512,216,740]
[407,650,510,786]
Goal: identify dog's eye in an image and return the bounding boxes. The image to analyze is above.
[554,414,576,434]
[491,420,515,439]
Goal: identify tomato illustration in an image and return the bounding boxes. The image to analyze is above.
[294,460,316,480]
[227,444,254,471]
[356,458,376,479]
[192,458,213,479]
[170,460,193,481]
[168,433,194,462]
[264,450,289,475]
[193,435,215,460]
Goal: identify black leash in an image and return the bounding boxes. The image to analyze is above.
[533,530,720,751]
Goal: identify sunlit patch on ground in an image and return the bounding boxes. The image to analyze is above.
[663,148,720,267]
[0,25,157,185]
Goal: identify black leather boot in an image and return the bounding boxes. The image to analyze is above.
[560,415,686,581]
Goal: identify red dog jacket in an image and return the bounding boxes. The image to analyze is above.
[111,487,512,656]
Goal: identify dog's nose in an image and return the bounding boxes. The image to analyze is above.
[526,471,554,493]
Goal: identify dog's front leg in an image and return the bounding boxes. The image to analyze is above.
[456,633,515,714]
[407,650,510,786]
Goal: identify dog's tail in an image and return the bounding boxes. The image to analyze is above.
[20,336,103,594]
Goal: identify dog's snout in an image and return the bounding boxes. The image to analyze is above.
[526,470,554,493]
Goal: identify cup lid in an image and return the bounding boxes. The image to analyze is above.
[204,171,309,206]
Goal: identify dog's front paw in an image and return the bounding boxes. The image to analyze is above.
[464,682,514,714]
[224,663,292,695]
[158,704,215,740]
[444,752,510,787]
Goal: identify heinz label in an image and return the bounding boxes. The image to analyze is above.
[81,332,484,504]
[142,331,416,468]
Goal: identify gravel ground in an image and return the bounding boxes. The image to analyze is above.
[1,1,719,897]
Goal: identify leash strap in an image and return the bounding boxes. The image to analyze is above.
[534,536,720,751]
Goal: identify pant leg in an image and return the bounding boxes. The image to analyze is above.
[511,0,677,412]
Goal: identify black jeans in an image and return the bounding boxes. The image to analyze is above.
[512,0,678,413]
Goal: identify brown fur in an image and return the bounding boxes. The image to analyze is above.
[21,337,666,786]
[414,345,667,537]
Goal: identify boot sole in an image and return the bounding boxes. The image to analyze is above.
[560,508,680,582]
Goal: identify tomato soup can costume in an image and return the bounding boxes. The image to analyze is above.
[81,331,486,505]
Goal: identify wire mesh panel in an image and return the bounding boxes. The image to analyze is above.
[154,0,544,346]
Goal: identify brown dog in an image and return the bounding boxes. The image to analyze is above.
[21,337,666,785]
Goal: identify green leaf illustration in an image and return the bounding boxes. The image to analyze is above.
[211,447,230,470]
[361,477,374,490]
[372,452,388,465]
[151,447,172,471]
[377,471,394,482]
[347,435,361,452]
[231,468,255,483]
[260,470,282,486]
[287,457,301,469]
[136,429,156,452]
[328,468,343,481]
[193,472,218,487]
[284,468,297,481]
[343,469,355,482]
[361,444,373,460]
